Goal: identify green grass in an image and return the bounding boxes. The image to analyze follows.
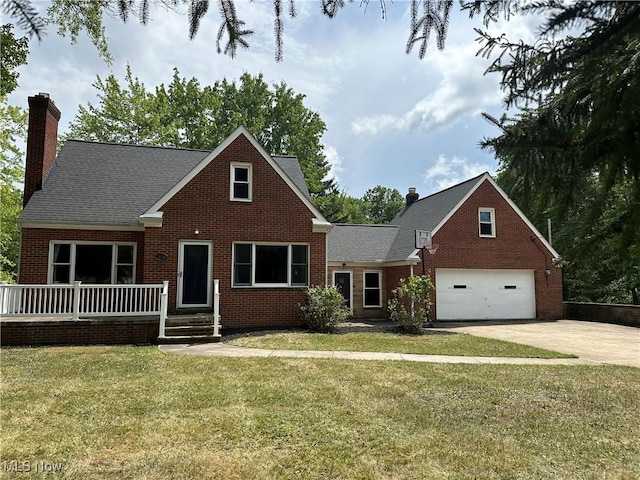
[2,346,638,479]
[226,331,576,358]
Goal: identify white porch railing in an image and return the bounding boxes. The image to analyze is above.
[157,279,221,339]
[0,281,169,324]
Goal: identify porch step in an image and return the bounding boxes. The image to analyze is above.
[160,313,221,344]
[158,334,222,345]
[167,313,214,326]
[165,325,215,336]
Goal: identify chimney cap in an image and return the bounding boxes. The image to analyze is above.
[37,92,50,98]
[408,187,417,194]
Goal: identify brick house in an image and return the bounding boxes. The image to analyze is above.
[18,93,332,331]
[16,93,562,340]
[328,176,564,321]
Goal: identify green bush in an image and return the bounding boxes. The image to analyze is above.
[299,285,351,333]
[388,275,434,334]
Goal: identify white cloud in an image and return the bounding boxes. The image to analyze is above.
[323,145,344,183]
[423,154,496,192]
[350,12,541,136]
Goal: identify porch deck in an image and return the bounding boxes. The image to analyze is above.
[0,313,221,347]
[0,281,221,346]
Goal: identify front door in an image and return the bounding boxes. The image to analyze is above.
[334,271,352,311]
[178,241,212,308]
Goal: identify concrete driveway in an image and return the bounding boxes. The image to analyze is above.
[437,319,639,367]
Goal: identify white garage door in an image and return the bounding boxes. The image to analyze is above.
[436,269,536,320]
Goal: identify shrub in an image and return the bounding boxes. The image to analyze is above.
[388,275,434,334]
[299,285,351,333]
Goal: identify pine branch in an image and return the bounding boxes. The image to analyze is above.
[406,0,452,59]
[216,0,253,57]
[189,0,209,39]
[1,0,46,39]
[322,0,345,18]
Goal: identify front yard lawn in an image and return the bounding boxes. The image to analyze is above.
[226,331,576,358]
[2,346,638,479]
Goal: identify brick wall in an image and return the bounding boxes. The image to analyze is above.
[142,134,327,329]
[328,265,411,319]
[420,181,563,319]
[565,302,640,326]
[0,319,158,346]
[24,95,61,207]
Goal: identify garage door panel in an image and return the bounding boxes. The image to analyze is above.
[436,269,535,320]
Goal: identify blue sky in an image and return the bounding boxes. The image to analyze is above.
[9,1,540,198]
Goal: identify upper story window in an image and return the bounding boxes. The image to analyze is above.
[479,208,496,237]
[230,163,252,202]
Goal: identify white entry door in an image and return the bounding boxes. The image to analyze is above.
[178,241,213,308]
[436,269,535,320]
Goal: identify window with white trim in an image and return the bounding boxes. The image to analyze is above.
[232,243,309,287]
[230,163,252,201]
[479,208,496,237]
[363,271,382,307]
[48,242,136,284]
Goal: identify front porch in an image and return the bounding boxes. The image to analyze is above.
[0,281,222,346]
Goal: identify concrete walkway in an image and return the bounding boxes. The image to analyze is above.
[159,319,639,366]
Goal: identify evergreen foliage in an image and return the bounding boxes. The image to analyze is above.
[478,1,640,303]
[5,0,470,62]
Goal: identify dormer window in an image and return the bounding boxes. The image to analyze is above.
[479,208,496,237]
[230,163,252,202]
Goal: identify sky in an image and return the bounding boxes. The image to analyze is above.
[8,0,541,199]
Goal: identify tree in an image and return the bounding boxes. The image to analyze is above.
[4,0,487,63]
[362,186,404,224]
[482,1,640,303]
[66,67,337,209]
[1,24,29,97]
[0,24,29,281]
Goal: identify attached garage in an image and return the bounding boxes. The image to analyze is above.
[436,269,536,320]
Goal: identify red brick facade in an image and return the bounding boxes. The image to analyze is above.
[422,180,563,320]
[142,134,327,329]
[329,180,563,321]
[18,134,328,330]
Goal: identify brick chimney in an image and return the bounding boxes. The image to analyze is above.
[406,187,419,206]
[23,93,61,207]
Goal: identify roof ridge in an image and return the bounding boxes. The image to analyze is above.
[333,223,400,228]
[63,138,211,153]
[416,172,487,203]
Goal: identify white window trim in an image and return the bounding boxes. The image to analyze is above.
[478,207,496,238]
[47,241,137,284]
[363,270,383,308]
[232,242,309,288]
[230,162,253,202]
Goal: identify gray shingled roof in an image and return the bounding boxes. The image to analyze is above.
[385,174,484,261]
[327,175,486,263]
[328,224,400,262]
[272,155,311,200]
[20,139,311,226]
